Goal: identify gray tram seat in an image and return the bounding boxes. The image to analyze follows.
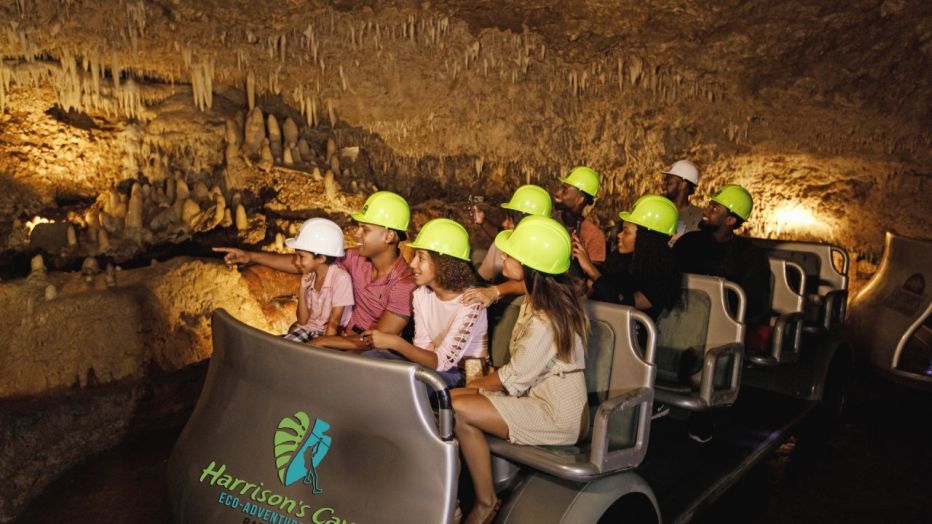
[752,239,849,331]
[484,299,658,482]
[167,310,459,524]
[747,258,807,366]
[653,274,747,411]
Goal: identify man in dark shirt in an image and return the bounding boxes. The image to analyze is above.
[674,184,770,325]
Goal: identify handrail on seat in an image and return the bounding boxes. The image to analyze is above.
[749,258,807,366]
[751,239,850,331]
[654,274,747,411]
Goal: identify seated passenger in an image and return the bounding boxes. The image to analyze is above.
[574,195,681,320]
[673,184,770,327]
[659,160,704,245]
[463,167,606,308]
[213,191,416,350]
[452,216,589,524]
[282,218,354,342]
[361,218,488,388]
[473,184,552,283]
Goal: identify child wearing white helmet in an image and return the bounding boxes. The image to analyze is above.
[282,218,355,343]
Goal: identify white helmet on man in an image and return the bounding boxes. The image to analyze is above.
[285,218,345,257]
[663,160,700,185]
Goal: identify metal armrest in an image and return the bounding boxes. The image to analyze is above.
[698,342,744,406]
[823,289,848,330]
[414,368,454,441]
[771,312,804,362]
[589,387,653,473]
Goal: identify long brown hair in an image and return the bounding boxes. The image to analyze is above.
[523,268,589,362]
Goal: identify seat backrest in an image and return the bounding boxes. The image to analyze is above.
[488,296,524,368]
[752,239,849,296]
[586,300,656,401]
[768,258,806,315]
[658,274,746,354]
[167,310,458,524]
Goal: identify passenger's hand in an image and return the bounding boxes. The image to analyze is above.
[212,247,251,268]
[571,233,595,276]
[461,286,498,308]
[362,329,398,350]
[472,205,485,225]
[299,273,314,292]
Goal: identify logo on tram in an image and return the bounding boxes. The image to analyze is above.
[274,411,332,494]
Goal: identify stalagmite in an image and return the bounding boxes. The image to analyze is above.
[175,177,190,201]
[329,154,340,175]
[105,264,117,287]
[81,257,100,276]
[30,254,46,277]
[267,114,283,160]
[243,107,265,157]
[182,199,201,225]
[213,194,226,225]
[275,233,285,251]
[298,139,312,160]
[259,139,274,171]
[98,229,110,251]
[246,70,256,110]
[324,170,337,200]
[222,208,233,228]
[193,181,210,200]
[126,183,144,229]
[289,144,301,163]
[44,284,57,301]
[235,204,248,231]
[165,177,176,204]
[66,225,77,246]
[311,166,322,180]
[283,147,294,165]
[283,117,299,145]
[326,137,336,159]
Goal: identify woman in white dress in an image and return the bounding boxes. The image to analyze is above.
[452,216,590,524]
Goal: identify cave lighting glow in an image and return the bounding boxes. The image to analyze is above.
[773,204,818,228]
[25,215,52,235]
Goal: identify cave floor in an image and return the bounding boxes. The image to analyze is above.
[13,376,930,524]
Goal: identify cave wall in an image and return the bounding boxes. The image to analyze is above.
[0,0,930,393]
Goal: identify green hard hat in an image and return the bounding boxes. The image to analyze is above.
[560,166,601,197]
[351,191,410,231]
[494,215,571,275]
[619,195,679,236]
[500,184,552,217]
[711,184,753,221]
[407,218,471,261]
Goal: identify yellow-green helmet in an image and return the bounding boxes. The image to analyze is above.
[494,216,571,275]
[500,184,552,217]
[351,191,410,231]
[618,195,679,236]
[407,218,471,261]
[710,184,753,221]
[560,166,601,197]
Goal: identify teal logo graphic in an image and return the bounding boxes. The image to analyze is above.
[274,412,331,494]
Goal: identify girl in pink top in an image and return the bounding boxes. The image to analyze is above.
[364,219,487,387]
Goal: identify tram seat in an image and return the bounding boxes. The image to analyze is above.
[752,239,849,331]
[485,298,657,481]
[747,259,807,366]
[653,274,746,411]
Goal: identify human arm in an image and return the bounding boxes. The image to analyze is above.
[496,316,555,396]
[477,244,501,282]
[295,274,314,325]
[323,306,345,336]
[314,310,410,352]
[461,279,525,308]
[572,233,601,280]
[212,247,300,273]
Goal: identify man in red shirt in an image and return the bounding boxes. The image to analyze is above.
[214,191,416,351]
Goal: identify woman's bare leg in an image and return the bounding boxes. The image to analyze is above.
[452,392,509,524]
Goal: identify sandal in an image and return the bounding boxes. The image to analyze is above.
[466,498,502,524]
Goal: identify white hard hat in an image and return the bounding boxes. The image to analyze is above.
[663,160,700,185]
[285,218,345,257]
